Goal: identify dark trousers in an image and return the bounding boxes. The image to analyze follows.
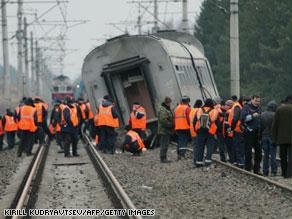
[232,132,245,166]
[0,134,4,150]
[6,131,16,148]
[56,132,63,149]
[176,130,190,156]
[89,119,95,139]
[279,144,291,178]
[18,130,34,156]
[216,133,226,162]
[159,134,170,161]
[196,131,215,165]
[36,126,45,145]
[244,131,261,173]
[262,137,277,175]
[225,136,234,163]
[62,132,78,156]
[192,137,198,164]
[98,126,116,154]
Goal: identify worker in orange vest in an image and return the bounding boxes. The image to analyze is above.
[3,109,18,149]
[213,98,227,162]
[15,97,27,139]
[189,99,203,165]
[50,100,63,152]
[97,95,119,154]
[129,102,147,140]
[93,108,100,148]
[0,114,4,151]
[85,100,95,138]
[222,100,234,163]
[77,98,88,137]
[17,98,38,157]
[193,98,219,167]
[227,97,246,168]
[174,96,191,160]
[34,97,48,145]
[122,125,146,155]
[59,96,79,157]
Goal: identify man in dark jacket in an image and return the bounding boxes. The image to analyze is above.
[158,97,174,163]
[261,101,278,176]
[241,95,261,174]
[272,95,291,178]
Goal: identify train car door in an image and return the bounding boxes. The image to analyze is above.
[122,67,155,120]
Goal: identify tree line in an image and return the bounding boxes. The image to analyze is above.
[194,0,291,104]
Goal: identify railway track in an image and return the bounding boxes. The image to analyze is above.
[173,143,291,193]
[4,135,142,219]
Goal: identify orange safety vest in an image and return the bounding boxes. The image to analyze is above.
[174,104,190,130]
[35,102,44,123]
[60,105,79,127]
[189,108,199,138]
[0,119,4,135]
[80,103,87,120]
[127,130,145,150]
[86,102,94,119]
[18,105,37,132]
[48,124,56,135]
[228,102,243,135]
[94,114,99,127]
[98,105,119,128]
[130,106,147,130]
[4,115,18,132]
[196,107,218,135]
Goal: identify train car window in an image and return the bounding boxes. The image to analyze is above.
[53,86,59,92]
[67,86,72,91]
[175,65,179,71]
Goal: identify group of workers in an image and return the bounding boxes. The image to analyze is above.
[1,93,290,179]
[158,94,291,178]
[0,97,49,156]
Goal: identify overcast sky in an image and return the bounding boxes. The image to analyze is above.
[0,0,204,80]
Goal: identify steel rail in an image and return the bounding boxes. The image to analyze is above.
[10,144,45,219]
[171,142,291,193]
[83,134,143,219]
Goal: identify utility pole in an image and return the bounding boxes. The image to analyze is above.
[153,0,159,33]
[230,0,240,97]
[23,17,29,97]
[17,0,24,99]
[1,0,10,106]
[35,41,40,95]
[30,32,35,96]
[137,1,142,34]
[181,0,189,33]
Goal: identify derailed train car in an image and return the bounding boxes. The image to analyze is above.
[82,31,219,130]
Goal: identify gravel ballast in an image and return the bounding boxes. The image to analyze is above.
[0,147,20,198]
[101,147,291,219]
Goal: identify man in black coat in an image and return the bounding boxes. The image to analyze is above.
[241,95,262,174]
[272,95,291,178]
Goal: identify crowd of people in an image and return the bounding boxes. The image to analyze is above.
[158,94,291,178]
[0,93,290,179]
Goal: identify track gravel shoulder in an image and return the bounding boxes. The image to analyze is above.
[0,147,20,197]
[101,147,291,219]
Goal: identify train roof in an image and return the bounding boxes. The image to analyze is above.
[83,31,206,64]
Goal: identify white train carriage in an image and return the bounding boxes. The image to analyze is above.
[82,31,219,128]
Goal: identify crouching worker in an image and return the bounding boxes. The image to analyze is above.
[122,125,146,156]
